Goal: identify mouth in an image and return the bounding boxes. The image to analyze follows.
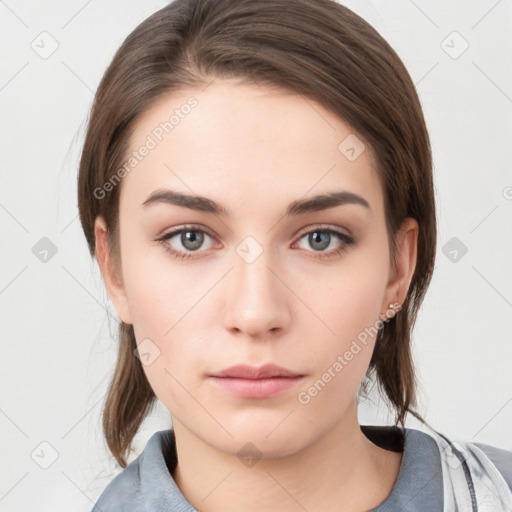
[208,364,305,398]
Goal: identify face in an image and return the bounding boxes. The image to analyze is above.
[96,78,417,458]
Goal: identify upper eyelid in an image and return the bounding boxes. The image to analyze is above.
[159,224,214,238]
[295,224,351,238]
[161,223,350,238]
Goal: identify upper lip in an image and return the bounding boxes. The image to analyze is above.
[210,364,303,379]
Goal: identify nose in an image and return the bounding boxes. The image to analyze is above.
[222,244,291,340]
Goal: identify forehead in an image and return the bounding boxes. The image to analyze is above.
[119,79,383,218]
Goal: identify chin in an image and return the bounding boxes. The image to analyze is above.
[217,430,310,461]
[195,413,320,461]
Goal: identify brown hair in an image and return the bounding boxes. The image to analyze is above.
[78,0,437,468]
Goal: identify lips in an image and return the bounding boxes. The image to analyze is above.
[209,363,303,379]
[208,364,305,398]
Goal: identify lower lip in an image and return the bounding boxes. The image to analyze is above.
[209,376,304,398]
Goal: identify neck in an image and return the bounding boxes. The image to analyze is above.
[171,401,403,512]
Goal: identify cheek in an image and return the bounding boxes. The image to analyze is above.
[294,280,384,416]
[121,233,184,334]
[121,245,210,391]
[297,251,388,387]
[308,253,387,342]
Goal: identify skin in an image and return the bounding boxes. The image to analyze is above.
[95,78,418,511]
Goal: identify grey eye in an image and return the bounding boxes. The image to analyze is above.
[179,230,205,251]
[307,231,331,251]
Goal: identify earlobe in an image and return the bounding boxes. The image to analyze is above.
[94,216,133,325]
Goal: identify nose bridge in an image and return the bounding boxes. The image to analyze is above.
[223,234,290,336]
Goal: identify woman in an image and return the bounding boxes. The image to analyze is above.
[77,0,512,510]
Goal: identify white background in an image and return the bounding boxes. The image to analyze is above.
[1,0,511,510]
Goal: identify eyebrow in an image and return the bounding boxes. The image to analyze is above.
[141,188,370,217]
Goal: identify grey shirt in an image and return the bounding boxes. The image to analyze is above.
[91,425,512,511]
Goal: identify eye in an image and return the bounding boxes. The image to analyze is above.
[155,224,356,261]
[294,226,355,259]
[155,225,217,260]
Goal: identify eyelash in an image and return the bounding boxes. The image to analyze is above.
[155,224,356,261]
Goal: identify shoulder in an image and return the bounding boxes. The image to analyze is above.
[417,426,512,492]
[473,441,512,491]
[91,429,179,512]
[91,454,145,512]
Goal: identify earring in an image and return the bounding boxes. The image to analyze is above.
[379,302,402,323]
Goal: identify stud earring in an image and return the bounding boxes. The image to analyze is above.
[379,302,402,323]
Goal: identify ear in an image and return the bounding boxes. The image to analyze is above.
[381,217,419,316]
[94,215,133,325]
